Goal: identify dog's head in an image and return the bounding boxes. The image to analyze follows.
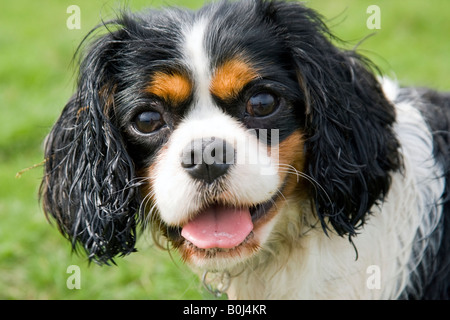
[41,0,400,268]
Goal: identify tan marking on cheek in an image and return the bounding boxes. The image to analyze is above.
[277,130,306,174]
[210,59,260,101]
[277,130,308,198]
[253,130,307,229]
[146,72,192,105]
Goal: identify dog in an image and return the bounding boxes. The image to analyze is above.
[40,0,450,299]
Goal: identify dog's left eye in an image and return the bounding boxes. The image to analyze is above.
[246,92,279,117]
[133,111,165,134]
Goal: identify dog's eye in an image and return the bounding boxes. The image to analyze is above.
[246,92,278,117]
[134,111,165,134]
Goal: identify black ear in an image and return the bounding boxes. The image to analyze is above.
[40,26,140,264]
[265,1,402,236]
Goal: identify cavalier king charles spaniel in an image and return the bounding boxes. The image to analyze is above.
[41,0,450,299]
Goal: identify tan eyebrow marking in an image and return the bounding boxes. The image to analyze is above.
[210,58,260,101]
[146,72,193,105]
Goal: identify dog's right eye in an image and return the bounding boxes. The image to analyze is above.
[246,92,279,117]
[133,111,165,134]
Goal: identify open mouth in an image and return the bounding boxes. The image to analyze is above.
[173,198,276,255]
[181,205,254,249]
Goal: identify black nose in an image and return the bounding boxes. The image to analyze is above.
[181,138,235,184]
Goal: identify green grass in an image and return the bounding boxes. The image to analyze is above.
[1,0,449,300]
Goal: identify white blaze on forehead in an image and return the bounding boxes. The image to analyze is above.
[182,18,213,114]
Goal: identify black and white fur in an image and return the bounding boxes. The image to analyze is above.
[40,0,450,299]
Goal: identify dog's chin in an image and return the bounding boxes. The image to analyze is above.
[180,232,260,270]
[166,199,279,271]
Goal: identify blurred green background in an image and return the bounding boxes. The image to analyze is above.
[1,0,449,299]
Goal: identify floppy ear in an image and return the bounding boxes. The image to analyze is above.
[40,28,140,264]
[265,1,402,236]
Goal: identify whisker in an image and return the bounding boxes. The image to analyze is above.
[277,164,333,206]
[139,189,156,229]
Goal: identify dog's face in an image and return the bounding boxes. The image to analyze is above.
[126,18,305,268]
[41,0,400,267]
[118,6,307,269]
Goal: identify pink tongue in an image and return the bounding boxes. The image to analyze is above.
[181,205,253,249]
